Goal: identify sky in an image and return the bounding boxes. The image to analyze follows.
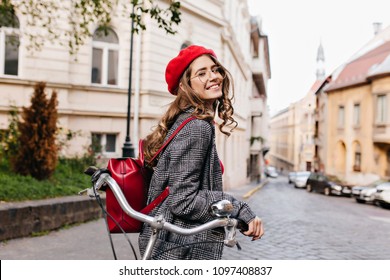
[248,0,390,116]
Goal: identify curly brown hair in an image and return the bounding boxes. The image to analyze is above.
[143,55,238,166]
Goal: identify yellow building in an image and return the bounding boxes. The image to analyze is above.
[324,39,390,184]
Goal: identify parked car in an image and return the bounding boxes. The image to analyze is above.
[306,172,351,196]
[293,171,311,188]
[373,189,390,209]
[265,166,278,178]
[288,172,296,184]
[358,182,390,204]
[352,180,387,203]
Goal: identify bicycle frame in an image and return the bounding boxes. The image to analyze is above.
[83,172,241,260]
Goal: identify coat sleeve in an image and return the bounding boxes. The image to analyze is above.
[166,119,256,224]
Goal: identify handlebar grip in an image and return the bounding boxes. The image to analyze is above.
[84,166,98,176]
[237,220,249,231]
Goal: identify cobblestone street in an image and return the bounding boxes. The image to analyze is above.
[223,176,390,260]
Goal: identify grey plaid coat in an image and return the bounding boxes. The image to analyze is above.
[138,110,256,260]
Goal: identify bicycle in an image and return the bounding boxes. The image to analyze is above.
[80,166,248,260]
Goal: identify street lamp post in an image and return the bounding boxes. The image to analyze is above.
[122,4,136,158]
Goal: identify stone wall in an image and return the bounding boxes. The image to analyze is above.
[0,195,105,241]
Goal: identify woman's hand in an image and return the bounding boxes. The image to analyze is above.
[242,216,264,241]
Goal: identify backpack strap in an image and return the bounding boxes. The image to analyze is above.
[140,186,170,214]
[148,116,197,164]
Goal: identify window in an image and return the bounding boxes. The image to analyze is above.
[353,103,360,126]
[0,14,20,76]
[91,133,117,154]
[376,95,387,124]
[353,143,361,172]
[338,105,345,128]
[91,28,119,86]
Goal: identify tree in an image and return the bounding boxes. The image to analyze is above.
[12,82,58,180]
[0,0,181,55]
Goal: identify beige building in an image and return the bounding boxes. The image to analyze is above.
[269,43,323,172]
[268,106,295,171]
[0,0,270,189]
[269,89,316,172]
[248,16,271,182]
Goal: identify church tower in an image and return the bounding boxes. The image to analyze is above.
[316,41,325,80]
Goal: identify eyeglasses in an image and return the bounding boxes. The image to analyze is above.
[190,66,226,84]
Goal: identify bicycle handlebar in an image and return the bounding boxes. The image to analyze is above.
[89,172,244,235]
[80,167,247,259]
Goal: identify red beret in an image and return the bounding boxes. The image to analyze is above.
[165,45,217,95]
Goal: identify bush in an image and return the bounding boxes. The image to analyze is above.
[0,157,91,202]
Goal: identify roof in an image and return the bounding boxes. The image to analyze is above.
[327,40,390,91]
[368,52,390,79]
[309,79,324,94]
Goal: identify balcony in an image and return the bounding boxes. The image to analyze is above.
[373,123,390,144]
[251,57,267,97]
[251,57,268,76]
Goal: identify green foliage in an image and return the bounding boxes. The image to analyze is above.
[0,0,17,28]
[7,0,61,52]
[132,0,181,35]
[0,0,182,55]
[12,82,58,181]
[0,105,20,161]
[0,157,91,202]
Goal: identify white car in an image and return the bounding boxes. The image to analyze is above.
[288,172,296,184]
[293,171,311,188]
[265,166,278,178]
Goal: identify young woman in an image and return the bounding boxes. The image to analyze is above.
[139,45,263,260]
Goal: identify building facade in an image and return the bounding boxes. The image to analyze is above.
[268,106,296,172]
[0,0,270,189]
[248,16,271,182]
[324,29,390,185]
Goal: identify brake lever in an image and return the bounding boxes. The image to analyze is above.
[78,187,98,198]
[224,219,239,249]
[80,167,111,197]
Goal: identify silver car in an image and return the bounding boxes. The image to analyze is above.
[358,182,390,204]
[373,189,390,209]
[352,180,387,203]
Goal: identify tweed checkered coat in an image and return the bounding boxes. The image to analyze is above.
[138,110,256,260]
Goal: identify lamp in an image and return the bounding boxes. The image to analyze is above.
[122,4,136,158]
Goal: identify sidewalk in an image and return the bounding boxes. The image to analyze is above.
[226,178,269,200]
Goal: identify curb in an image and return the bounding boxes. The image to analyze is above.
[242,179,269,199]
